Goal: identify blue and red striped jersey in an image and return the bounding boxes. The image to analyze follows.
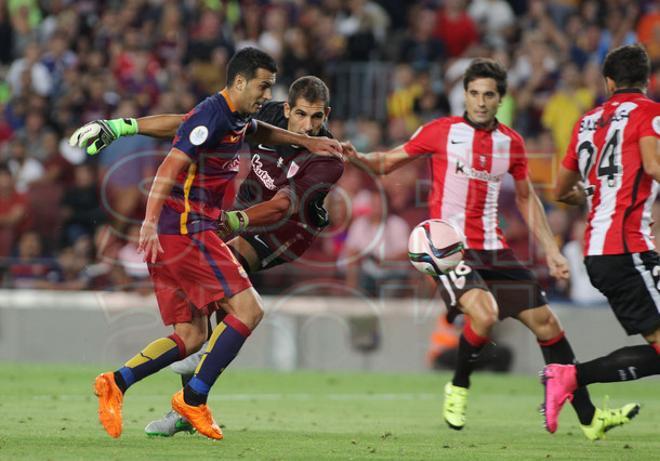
[159,90,257,235]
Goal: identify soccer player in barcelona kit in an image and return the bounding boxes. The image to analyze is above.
[344,58,637,440]
[70,48,342,439]
[74,76,344,436]
[545,44,660,433]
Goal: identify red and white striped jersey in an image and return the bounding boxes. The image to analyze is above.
[562,90,660,256]
[403,116,528,250]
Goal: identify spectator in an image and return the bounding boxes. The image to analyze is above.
[468,0,515,49]
[0,1,13,65]
[14,110,53,162]
[337,0,390,60]
[6,41,53,97]
[0,165,27,257]
[6,138,44,193]
[344,189,411,297]
[387,64,423,133]
[8,230,58,289]
[397,7,444,69]
[433,0,479,58]
[61,163,104,246]
[542,62,595,157]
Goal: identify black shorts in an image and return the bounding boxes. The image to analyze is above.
[585,251,660,336]
[436,249,548,322]
[241,221,317,272]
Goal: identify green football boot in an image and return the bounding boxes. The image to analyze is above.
[145,410,195,437]
[443,382,468,430]
[580,403,640,441]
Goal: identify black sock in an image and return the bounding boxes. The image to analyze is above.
[539,334,595,425]
[181,373,193,388]
[113,371,128,394]
[576,345,660,386]
[452,334,487,388]
[183,384,208,406]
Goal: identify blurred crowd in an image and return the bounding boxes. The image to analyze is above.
[0,0,658,303]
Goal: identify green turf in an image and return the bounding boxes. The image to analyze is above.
[1,363,659,460]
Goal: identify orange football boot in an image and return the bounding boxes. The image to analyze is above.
[93,372,124,438]
[171,390,223,440]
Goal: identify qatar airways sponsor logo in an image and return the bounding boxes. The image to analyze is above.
[251,154,277,190]
[454,160,501,182]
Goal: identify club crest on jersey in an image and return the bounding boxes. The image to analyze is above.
[287,161,300,179]
[189,125,209,146]
[653,116,660,136]
[479,155,486,166]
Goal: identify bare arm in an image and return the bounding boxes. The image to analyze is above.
[515,178,569,280]
[555,165,587,206]
[136,114,186,139]
[242,191,292,227]
[249,121,342,156]
[640,136,660,182]
[346,144,416,175]
[139,148,192,262]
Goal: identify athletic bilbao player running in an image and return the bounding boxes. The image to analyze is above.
[71,48,341,439]
[344,59,637,440]
[71,75,342,437]
[545,44,659,434]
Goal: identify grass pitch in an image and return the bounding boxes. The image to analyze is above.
[1,363,659,460]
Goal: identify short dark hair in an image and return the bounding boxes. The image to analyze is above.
[226,47,277,85]
[463,58,508,97]
[602,44,650,89]
[288,76,330,108]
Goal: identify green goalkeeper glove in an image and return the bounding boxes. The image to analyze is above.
[69,118,138,155]
[217,210,249,240]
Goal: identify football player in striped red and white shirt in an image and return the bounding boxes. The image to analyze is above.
[347,59,632,438]
[545,44,660,433]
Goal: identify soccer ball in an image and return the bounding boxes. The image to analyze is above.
[408,219,465,276]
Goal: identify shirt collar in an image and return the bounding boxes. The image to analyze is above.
[220,88,238,113]
[609,88,645,102]
[462,112,499,132]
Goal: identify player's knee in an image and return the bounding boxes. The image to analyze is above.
[470,302,498,332]
[242,302,264,330]
[174,325,207,355]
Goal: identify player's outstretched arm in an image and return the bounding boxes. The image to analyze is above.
[515,177,570,281]
[69,114,184,155]
[217,191,291,239]
[343,143,415,175]
[640,136,660,182]
[139,148,192,263]
[249,120,342,157]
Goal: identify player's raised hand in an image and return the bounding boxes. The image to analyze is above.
[138,220,163,264]
[69,118,138,155]
[546,250,570,281]
[304,136,343,159]
[341,141,358,162]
